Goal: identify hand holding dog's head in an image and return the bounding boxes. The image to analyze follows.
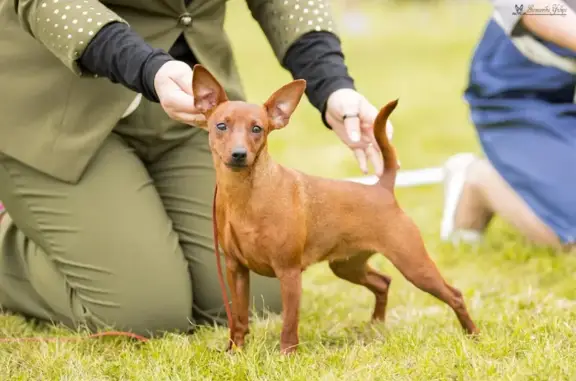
[191,65,306,170]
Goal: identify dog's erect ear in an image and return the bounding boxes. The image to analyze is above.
[263,79,306,130]
[192,64,228,114]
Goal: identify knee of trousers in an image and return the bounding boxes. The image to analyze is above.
[70,271,194,337]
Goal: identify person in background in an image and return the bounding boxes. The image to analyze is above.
[0,0,391,335]
[441,0,576,251]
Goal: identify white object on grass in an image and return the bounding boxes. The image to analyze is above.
[439,153,482,243]
[344,166,445,188]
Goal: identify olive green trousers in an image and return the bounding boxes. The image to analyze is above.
[0,99,281,336]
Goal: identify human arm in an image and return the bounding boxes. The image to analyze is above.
[76,20,201,124]
[13,0,201,124]
[282,31,356,125]
[492,0,576,52]
[522,1,576,52]
[78,23,355,122]
[78,22,173,102]
[80,23,355,129]
[15,0,175,100]
[77,22,203,125]
[14,0,130,75]
[245,0,355,115]
[246,0,392,175]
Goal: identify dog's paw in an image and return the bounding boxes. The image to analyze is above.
[466,328,481,342]
[225,340,245,354]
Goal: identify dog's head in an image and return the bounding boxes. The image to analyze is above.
[191,64,306,171]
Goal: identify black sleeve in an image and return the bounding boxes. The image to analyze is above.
[282,31,356,128]
[78,22,173,102]
[79,24,356,120]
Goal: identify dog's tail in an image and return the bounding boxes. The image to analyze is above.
[373,99,399,191]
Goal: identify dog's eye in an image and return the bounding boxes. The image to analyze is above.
[216,123,227,131]
[251,125,262,134]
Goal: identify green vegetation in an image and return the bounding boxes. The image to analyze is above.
[3,1,575,379]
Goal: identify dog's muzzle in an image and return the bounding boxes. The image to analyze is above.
[228,147,248,168]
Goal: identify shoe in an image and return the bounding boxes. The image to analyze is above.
[440,153,483,244]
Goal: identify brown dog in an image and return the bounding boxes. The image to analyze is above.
[191,64,478,354]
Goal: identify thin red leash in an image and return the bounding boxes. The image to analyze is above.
[0,331,148,343]
[0,186,232,344]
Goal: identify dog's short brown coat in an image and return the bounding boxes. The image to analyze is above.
[192,64,478,354]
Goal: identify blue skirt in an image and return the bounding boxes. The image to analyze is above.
[465,20,576,244]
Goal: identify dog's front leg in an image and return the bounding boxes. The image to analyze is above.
[225,258,250,351]
[277,268,302,354]
[233,263,251,348]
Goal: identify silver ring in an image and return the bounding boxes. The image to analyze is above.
[342,113,359,121]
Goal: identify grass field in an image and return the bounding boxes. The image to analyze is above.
[3,1,576,379]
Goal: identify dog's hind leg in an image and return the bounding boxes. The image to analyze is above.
[376,213,479,335]
[329,253,392,322]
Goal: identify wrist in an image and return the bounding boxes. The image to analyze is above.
[321,81,356,129]
[282,31,356,124]
[143,52,175,102]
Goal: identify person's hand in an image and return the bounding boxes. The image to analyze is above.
[324,88,395,176]
[154,61,207,127]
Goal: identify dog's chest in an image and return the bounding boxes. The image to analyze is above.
[220,214,291,277]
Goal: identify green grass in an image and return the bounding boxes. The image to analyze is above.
[3,1,576,379]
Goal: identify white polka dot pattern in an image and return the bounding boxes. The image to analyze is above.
[32,0,127,74]
[248,0,336,62]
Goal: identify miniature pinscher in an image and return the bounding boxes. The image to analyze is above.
[191,64,479,355]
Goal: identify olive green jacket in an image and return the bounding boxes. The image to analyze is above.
[0,0,335,183]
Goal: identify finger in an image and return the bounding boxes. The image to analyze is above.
[359,102,378,129]
[360,117,393,141]
[366,144,383,176]
[171,68,194,96]
[354,148,368,174]
[171,112,207,126]
[163,91,198,114]
[344,115,361,143]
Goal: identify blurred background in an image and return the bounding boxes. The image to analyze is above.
[224,0,493,238]
[225,0,491,179]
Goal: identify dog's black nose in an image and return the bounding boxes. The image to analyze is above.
[231,147,247,162]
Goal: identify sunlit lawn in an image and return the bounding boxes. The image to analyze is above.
[2,1,576,379]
